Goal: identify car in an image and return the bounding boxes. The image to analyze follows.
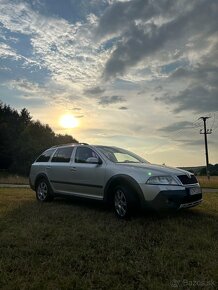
[29,143,202,218]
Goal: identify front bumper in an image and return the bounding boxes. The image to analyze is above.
[140,184,202,210]
[179,198,203,209]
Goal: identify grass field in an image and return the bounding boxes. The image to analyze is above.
[0,173,28,185]
[0,188,217,289]
[197,176,218,189]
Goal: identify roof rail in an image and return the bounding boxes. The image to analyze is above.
[50,142,89,148]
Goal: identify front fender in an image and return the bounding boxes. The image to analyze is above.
[104,174,145,207]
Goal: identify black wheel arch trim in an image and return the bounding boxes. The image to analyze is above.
[34,173,50,190]
[104,174,145,206]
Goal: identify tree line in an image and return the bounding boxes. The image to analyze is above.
[183,164,218,176]
[0,102,78,175]
[199,164,218,176]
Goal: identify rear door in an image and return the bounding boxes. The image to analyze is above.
[47,146,75,194]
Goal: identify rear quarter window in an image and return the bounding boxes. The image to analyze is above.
[35,149,56,162]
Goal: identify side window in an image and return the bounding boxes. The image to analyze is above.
[51,147,74,163]
[75,147,98,163]
[36,149,55,162]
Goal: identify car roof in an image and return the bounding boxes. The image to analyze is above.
[48,144,120,151]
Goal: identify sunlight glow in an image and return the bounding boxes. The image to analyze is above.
[59,114,79,129]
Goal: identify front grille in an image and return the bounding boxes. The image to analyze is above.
[182,193,202,203]
[177,174,198,185]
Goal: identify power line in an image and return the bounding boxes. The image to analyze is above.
[210,113,218,132]
[210,113,216,130]
[149,115,216,161]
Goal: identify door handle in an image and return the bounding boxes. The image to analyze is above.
[46,166,51,169]
[70,167,77,172]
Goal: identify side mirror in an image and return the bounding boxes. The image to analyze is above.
[86,157,102,165]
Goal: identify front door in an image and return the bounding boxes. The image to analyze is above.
[69,146,106,199]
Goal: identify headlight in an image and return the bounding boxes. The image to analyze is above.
[146,176,178,185]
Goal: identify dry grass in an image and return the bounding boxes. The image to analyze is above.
[0,173,28,185]
[197,176,218,189]
[0,188,217,289]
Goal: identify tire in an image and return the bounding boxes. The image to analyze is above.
[36,178,53,202]
[113,184,138,219]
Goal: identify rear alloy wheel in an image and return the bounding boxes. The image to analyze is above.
[113,185,136,219]
[36,179,53,202]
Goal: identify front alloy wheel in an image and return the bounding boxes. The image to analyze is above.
[114,188,128,218]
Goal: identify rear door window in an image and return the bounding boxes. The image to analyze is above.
[51,147,74,163]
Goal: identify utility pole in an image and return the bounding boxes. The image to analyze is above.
[199,117,212,180]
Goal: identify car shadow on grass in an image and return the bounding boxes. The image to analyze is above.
[53,195,111,213]
[50,195,217,222]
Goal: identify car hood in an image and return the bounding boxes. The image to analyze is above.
[115,163,191,176]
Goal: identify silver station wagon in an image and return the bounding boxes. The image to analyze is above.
[29,143,202,218]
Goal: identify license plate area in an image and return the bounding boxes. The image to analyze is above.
[189,187,201,195]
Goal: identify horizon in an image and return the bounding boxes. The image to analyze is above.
[0,0,218,167]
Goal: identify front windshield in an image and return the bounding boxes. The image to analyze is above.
[97,146,149,164]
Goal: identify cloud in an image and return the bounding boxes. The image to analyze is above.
[96,0,218,80]
[7,79,49,100]
[6,78,82,107]
[96,0,180,39]
[0,42,20,60]
[0,0,109,90]
[71,107,82,111]
[98,95,125,106]
[170,46,218,86]
[176,138,216,147]
[162,86,218,113]
[158,121,194,132]
[84,86,105,95]
[9,79,41,93]
[156,42,218,113]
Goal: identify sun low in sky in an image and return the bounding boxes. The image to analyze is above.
[59,114,79,129]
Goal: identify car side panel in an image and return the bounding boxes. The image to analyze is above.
[47,162,77,193]
[69,162,106,198]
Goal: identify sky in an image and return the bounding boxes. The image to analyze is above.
[0,0,218,167]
